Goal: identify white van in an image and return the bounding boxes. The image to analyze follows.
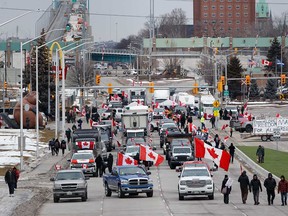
[200,95,215,119]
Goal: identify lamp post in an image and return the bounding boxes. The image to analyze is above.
[19,28,64,170]
[35,36,62,157]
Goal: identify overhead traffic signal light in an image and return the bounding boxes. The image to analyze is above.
[234,48,238,55]
[108,83,113,94]
[217,81,223,92]
[245,75,251,85]
[214,47,218,55]
[96,75,101,85]
[4,81,8,89]
[220,76,225,85]
[192,82,198,95]
[149,82,154,93]
[281,74,286,84]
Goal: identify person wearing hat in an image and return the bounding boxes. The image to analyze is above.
[238,170,251,204]
[264,173,277,205]
[221,175,232,204]
[250,174,262,205]
[277,175,288,206]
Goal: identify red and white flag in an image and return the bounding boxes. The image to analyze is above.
[155,102,159,109]
[223,136,229,143]
[81,108,86,117]
[276,113,281,118]
[139,145,164,166]
[101,103,108,109]
[117,153,138,166]
[221,124,229,130]
[194,138,231,171]
[243,102,248,111]
[116,140,121,147]
[77,141,95,150]
[262,59,272,66]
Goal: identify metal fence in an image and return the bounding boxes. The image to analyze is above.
[35,0,61,36]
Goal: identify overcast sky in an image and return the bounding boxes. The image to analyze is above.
[0,0,288,41]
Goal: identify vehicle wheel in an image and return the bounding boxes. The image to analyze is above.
[53,196,59,203]
[208,194,214,200]
[118,185,124,198]
[170,163,176,169]
[105,183,112,197]
[150,125,154,132]
[261,135,268,142]
[82,194,87,202]
[179,193,184,200]
[245,125,253,133]
[146,191,153,197]
[93,171,97,177]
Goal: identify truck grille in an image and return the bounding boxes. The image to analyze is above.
[129,178,148,185]
[186,180,206,188]
[61,183,77,190]
[176,156,188,161]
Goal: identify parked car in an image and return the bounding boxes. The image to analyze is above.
[50,169,89,203]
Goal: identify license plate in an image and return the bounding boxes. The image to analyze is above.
[193,191,200,194]
[67,191,72,195]
[137,189,142,192]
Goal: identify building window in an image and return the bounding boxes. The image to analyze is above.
[236,5,240,10]
[244,13,248,17]
[204,6,208,10]
[228,0,232,2]
[204,13,208,18]
[228,13,232,17]
[220,13,224,17]
[203,20,208,24]
[244,20,248,24]
[211,13,216,17]
[220,20,224,24]
[228,20,233,25]
[244,4,248,10]
[236,13,240,17]
[212,5,216,10]
[228,5,232,10]
[220,5,224,10]
[236,20,240,24]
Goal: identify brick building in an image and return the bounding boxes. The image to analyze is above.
[193,0,256,38]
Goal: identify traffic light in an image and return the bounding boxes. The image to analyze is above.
[192,82,198,95]
[281,74,286,85]
[108,83,113,94]
[245,75,251,85]
[234,48,238,55]
[4,81,8,89]
[96,75,101,85]
[28,83,31,92]
[220,76,225,85]
[149,82,154,93]
[214,47,218,55]
[217,81,223,92]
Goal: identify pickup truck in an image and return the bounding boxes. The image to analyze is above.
[103,165,153,198]
[168,146,194,169]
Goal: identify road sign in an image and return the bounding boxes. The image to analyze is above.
[224,90,229,96]
[224,85,228,90]
[213,100,220,108]
[273,128,281,139]
[280,94,285,100]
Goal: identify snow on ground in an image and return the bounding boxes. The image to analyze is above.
[0,129,47,167]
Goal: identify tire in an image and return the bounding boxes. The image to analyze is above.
[105,183,112,197]
[261,135,268,142]
[118,185,124,198]
[245,125,253,133]
[93,171,97,177]
[169,163,176,169]
[150,125,154,132]
[208,193,214,200]
[53,196,59,203]
[179,193,184,200]
[82,194,87,202]
[146,191,153,197]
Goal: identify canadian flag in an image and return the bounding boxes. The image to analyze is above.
[139,145,164,166]
[101,103,108,109]
[262,59,272,66]
[188,123,197,133]
[116,140,121,147]
[81,108,86,117]
[155,102,159,109]
[117,153,138,166]
[223,136,229,143]
[77,141,95,150]
[194,138,231,171]
[276,113,281,118]
[221,124,229,130]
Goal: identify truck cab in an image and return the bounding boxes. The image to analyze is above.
[169,146,194,169]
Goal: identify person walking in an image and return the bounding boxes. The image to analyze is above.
[221,175,232,204]
[5,167,17,197]
[49,138,55,156]
[95,154,103,177]
[238,171,251,204]
[107,153,113,173]
[13,167,20,189]
[85,110,90,124]
[54,139,60,156]
[230,127,233,137]
[214,134,220,149]
[256,145,264,163]
[219,108,223,120]
[65,128,72,143]
[180,113,186,130]
[200,116,205,129]
[77,118,83,129]
[250,174,262,205]
[228,143,236,163]
[264,173,277,205]
[60,140,67,156]
[278,175,288,206]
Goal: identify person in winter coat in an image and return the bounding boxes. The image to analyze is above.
[228,143,236,163]
[77,118,83,129]
[238,171,251,204]
[13,167,20,189]
[210,115,215,128]
[65,128,72,143]
[200,116,205,129]
[5,167,17,197]
[278,175,288,206]
[221,175,232,204]
[250,174,262,205]
[214,134,220,149]
[49,138,56,156]
[107,153,113,173]
[264,173,277,205]
[54,139,60,156]
[60,140,67,156]
[180,113,186,129]
[256,145,265,163]
[95,155,103,177]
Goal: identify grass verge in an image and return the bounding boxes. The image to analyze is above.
[237,146,288,178]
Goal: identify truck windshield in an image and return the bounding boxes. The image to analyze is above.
[56,172,84,180]
[153,115,164,120]
[127,132,145,138]
[72,153,93,160]
[125,146,140,153]
[181,169,209,177]
[126,138,145,146]
[171,139,190,146]
[155,99,167,103]
[173,147,191,154]
[119,167,146,176]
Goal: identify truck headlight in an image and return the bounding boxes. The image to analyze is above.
[78,182,86,188]
[206,180,213,185]
[148,179,153,184]
[121,180,128,184]
[54,183,61,189]
[180,181,186,185]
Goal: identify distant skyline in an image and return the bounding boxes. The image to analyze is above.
[0,0,288,41]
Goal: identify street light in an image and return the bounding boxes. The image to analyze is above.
[19,28,64,170]
[0,11,36,27]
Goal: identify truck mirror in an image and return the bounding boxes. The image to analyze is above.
[50,177,55,181]
[178,174,181,178]
[67,159,71,162]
